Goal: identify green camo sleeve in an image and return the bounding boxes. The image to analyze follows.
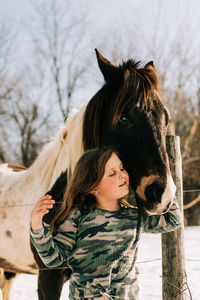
[142,200,182,233]
[30,208,78,267]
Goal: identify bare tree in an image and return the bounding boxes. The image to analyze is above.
[181,68,200,225]
[0,22,17,74]
[30,0,92,121]
[0,0,94,166]
[0,77,52,166]
[0,22,18,162]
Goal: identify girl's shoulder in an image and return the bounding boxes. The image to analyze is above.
[67,207,93,225]
[68,207,81,218]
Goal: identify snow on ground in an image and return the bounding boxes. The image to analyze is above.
[137,226,200,300]
[7,226,200,300]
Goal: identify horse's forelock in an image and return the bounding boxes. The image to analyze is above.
[112,62,161,126]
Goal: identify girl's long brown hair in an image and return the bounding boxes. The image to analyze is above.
[50,147,117,232]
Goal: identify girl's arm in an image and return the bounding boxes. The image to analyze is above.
[142,199,182,233]
[30,195,78,267]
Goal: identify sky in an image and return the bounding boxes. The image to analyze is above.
[1,0,199,28]
[0,0,199,63]
[0,0,200,110]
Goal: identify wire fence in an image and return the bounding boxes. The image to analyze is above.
[0,189,199,209]
[34,257,200,269]
[21,255,197,300]
[0,189,199,266]
[0,189,199,299]
[136,258,200,264]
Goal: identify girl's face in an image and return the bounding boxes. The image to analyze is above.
[94,153,129,203]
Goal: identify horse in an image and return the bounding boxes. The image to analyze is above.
[0,49,176,299]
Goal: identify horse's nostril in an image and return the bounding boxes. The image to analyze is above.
[145,183,164,203]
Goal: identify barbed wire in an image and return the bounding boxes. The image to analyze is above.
[34,260,195,299]
[0,190,199,209]
[161,272,193,300]
[183,190,200,193]
[0,187,198,299]
[21,255,199,272]
[34,257,200,270]
[136,258,200,263]
[0,189,198,299]
[0,201,64,209]
[30,262,194,299]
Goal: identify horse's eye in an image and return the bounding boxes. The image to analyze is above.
[120,116,129,122]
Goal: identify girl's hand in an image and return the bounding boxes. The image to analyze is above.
[31,194,55,231]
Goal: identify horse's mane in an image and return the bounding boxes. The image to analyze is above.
[27,105,86,190]
[83,59,160,150]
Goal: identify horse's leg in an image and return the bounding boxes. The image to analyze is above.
[0,270,17,300]
[37,268,71,300]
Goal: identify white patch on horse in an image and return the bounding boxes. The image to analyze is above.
[136,175,160,200]
[136,173,176,215]
[0,103,87,274]
[160,174,176,210]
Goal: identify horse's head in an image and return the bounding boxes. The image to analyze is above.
[83,49,176,215]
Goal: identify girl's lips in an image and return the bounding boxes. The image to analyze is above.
[119,181,126,187]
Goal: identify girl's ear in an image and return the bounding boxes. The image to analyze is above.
[90,189,98,196]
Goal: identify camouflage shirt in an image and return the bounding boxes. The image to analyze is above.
[30,200,181,300]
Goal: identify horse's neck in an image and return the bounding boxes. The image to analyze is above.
[27,106,86,193]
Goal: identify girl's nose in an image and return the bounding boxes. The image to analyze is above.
[119,171,124,178]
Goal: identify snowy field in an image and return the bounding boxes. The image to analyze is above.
[5,226,199,300]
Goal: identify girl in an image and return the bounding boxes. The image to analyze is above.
[30,147,181,300]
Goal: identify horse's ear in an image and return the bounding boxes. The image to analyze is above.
[145,61,155,69]
[144,61,158,88]
[95,49,122,84]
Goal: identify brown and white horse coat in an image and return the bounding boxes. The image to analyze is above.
[0,105,86,275]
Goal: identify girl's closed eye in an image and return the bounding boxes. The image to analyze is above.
[109,171,116,177]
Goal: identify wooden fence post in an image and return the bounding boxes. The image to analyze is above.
[162,135,187,300]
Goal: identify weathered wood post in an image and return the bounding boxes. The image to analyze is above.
[162,135,186,300]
